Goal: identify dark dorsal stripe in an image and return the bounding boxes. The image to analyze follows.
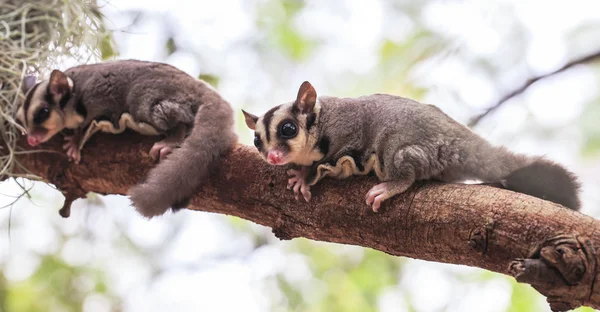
[348,150,365,172]
[262,105,279,143]
[22,82,41,126]
[58,90,71,109]
[45,82,71,109]
[255,134,264,153]
[306,166,318,185]
[305,112,316,131]
[44,83,54,107]
[75,98,87,120]
[61,78,74,109]
[317,136,330,156]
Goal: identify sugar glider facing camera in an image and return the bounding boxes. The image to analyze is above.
[16,60,237,218]
[242,81,581,212]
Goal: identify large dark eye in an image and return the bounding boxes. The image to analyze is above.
[33,107,50,124]
[253,135,262,149]
[280,122,297,138]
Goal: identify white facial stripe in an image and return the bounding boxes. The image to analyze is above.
[24,76,74,126]
[25,80,49,128]
[269,101,324,165]
[286,100,323,165]
[254,103,291,153]
[254,116,267,149]
[253,100,324,166]
[22,79,74,135]
[268,103,293,145]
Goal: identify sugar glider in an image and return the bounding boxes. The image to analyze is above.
[17,60,236,217]
[242,81,580,212]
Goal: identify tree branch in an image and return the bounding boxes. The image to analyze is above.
[469,49,600,127]
[4,132,600,311]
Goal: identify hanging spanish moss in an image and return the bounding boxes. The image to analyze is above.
[0,0,114,180]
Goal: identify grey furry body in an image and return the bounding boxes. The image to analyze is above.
[128,86,237,216]
[310,94,528,185]
[18,59,237,217]
[244,81,581,211]
[65,60,201,132]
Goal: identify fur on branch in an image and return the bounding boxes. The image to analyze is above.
[2,131,600,312]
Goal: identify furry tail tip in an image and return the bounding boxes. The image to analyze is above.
[502,158,581,210]
[127,183,173,218]
[127,182,191,218]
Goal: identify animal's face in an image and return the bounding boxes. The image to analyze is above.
[16,70,72,147]
[243,81,322,166]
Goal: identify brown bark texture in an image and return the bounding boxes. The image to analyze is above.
[3,132,600,312]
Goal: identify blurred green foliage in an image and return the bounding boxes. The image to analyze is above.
[198,74,220,88]
[0,255,118,312]
[100,34,118,60]
[257,0,315,61]
[581,63,600,157]
[507,280,542,312]
[2,0,599,311]
[272,240,404,312]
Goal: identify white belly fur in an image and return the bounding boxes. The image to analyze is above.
[309,154,387,186]
[77,113,160,150]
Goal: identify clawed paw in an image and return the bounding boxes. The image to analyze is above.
[365,183,392,212]
[287,169,312,202]
[63,135,81,164]
[150,142,174,161]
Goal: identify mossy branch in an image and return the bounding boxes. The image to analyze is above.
[0,0,114,180]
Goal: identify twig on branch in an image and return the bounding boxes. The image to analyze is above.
[469,50,600,127]
[3,132,600,311]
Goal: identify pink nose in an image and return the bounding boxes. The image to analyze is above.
[267,151,283,164]
[27,136,39,147]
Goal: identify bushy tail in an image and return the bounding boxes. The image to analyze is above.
[460,138,581,210]
[128,97,237,218]
[501,158,581,210]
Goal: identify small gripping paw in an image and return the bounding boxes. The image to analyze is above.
[63,135,82,164]
[287,169,312,202]
[365,183,396,212]
[150,141,175,162]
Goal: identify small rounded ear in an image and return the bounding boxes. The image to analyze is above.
[48,69,70,96]
[294,81,317,114]
[21,76,37,94]
[242,109,258,130]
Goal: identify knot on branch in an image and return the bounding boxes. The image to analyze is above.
[272,215,300,241]
[51,158,87,218]
[508,234,598,312]
[59,189,87,218]
[468,219,496,255]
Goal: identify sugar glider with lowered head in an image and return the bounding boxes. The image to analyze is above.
[16,60,237,217]
[242,81,581,212]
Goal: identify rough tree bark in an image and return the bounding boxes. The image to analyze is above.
[2,132,600,312]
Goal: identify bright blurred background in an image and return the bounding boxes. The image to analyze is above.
[1,0,600,311]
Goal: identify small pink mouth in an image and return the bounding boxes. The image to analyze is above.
[267,150,287,165]
[27,136,40,147]
[268,159,287,165]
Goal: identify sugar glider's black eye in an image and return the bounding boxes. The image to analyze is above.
[33,107,50,124]
[280,122,297,138]
[253,135,262,149]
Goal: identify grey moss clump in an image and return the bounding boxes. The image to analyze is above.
[0,0,114,180]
